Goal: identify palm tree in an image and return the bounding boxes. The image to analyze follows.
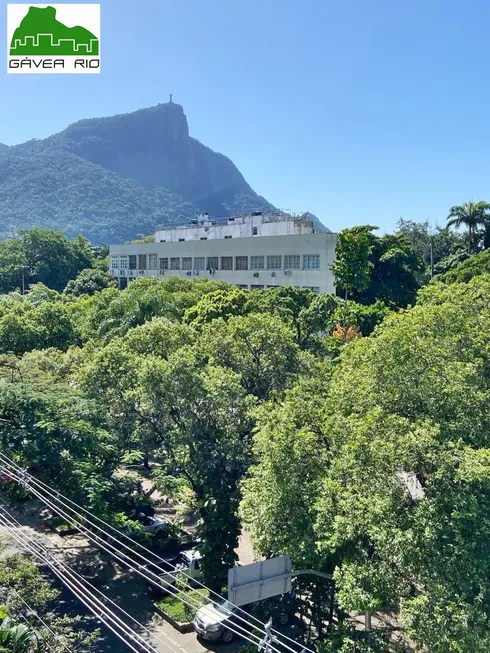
[446,201,490,253]
[0,617,47,653]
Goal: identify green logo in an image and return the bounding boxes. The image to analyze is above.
[9,5,99,56]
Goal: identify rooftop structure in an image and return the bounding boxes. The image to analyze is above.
[154,211,323,244]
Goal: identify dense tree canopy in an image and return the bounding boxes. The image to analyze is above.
[332,226,423,307]
[3,221,490,650]
[242,273,490,653]
[0,229,103,294]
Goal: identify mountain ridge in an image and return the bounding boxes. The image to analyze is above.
[0,101,324,243]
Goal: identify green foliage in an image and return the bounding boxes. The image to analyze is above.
[242,272,490,652]
[433,247,490,285]
[64,268,116,296]
[241,370,331,568]
[333,299,391,337]
[317,626,404,653]
[331,226,374,298]
[0,148,200,244]
[396,218,467,276]
[446,200,490,253]
[199,313,306,400]
[0,302,79,355]
[156,588,209,623]
[92,276,227,341]
[333,226,423,307]
[0,545,99,651]
[0,229,94,294]
[183,288,250,329]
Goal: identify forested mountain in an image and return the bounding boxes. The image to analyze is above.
[0,147,199,243]
[0,101,277,243]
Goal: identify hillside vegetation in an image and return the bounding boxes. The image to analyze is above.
[0,102,274,243]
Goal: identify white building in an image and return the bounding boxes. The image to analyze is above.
[109,211,337,294]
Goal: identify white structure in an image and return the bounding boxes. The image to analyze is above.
[109,211,337,294]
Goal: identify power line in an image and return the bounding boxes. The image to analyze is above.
[8,589,72,653]
[0,452,311,653]
[0,478,268,652]
[1,454,306,650]
[0,466,266,650]
[9,588,74,653]
[0,458,293,652]
[0,507,161,653]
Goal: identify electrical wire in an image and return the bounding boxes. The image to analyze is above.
[0,507,162,653]
[14,610,59,653]
[0,457,291,652]
[0,454,302,651]
[0,452,312,653]
[0,496,268,652]
[9,588,74,653]
[0,467,267,651]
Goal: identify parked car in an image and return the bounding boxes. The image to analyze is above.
[194,593,297,643]
[147,549,204,597]
[137,514,172,538]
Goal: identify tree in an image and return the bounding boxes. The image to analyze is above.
[357,233,423,306]
[432,248,490,285]
[183,287,249,329]
[199,313,305,400]
[0,230,94,294]
[316,274,490,652]
[331,227,375,301]
[64,268,116,296]
[80,335,255,591]
[395,219,467,277]
[0,302,78,355]
[242,273,490,652]
[240,371,331,569]
[446,201,490,254]
[93,277,225,341]
[332,226,423,308]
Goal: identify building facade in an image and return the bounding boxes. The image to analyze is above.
[109,212,337,294]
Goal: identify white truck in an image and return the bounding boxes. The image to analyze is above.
[147,549,203,596]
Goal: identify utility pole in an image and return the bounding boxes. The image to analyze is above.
[430,237,434,278]
[15,265,27,295]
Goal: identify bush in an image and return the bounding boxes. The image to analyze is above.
[156,588,209,624]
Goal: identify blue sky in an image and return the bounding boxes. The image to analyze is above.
[1,0,490,233]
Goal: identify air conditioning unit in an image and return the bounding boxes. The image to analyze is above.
[271,272,276,277]
[193,271,200,276]
[158,270,165,275]
[253,272,259,278]
[284,270,292,276]
[138,270,145,275]
[186,271,192,276]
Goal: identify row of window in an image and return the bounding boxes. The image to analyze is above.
[243,285,320,292]
[111,254,321,271]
